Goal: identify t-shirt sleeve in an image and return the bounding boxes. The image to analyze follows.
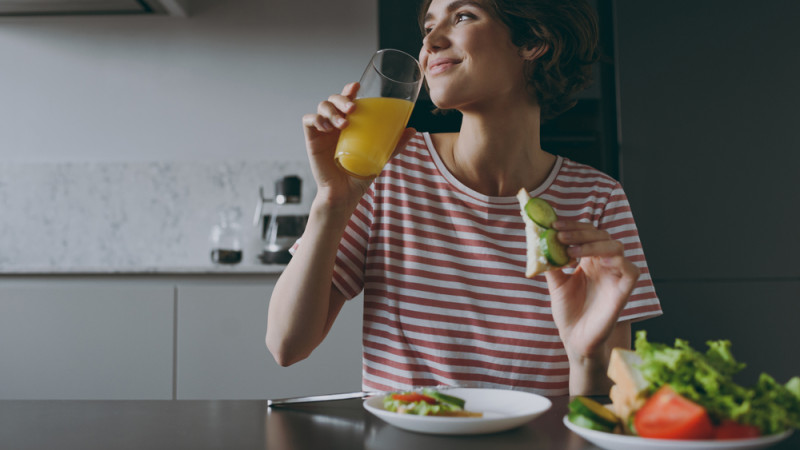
[600,184,663,322]
[288,188,374,301]
[330,187,375,300]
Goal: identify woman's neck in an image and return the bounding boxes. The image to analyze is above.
[434,104,556,197]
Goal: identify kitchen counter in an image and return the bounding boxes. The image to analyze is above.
[0,263,286,276]
[1,397,796,450]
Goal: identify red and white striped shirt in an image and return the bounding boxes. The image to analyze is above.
[330,132,661,396]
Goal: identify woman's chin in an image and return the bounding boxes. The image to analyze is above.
[428,95,458,112]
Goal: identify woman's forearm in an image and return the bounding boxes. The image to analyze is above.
[265,198,354,366]
[567,321,632,396]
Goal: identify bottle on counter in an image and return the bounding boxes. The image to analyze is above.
[210,207,243,265]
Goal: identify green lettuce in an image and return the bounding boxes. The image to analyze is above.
[382,390,464,416]
[634,330,800,435]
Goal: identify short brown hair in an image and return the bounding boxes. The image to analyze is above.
[418,0,599,120]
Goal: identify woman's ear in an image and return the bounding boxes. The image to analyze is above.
[521,43,549,61]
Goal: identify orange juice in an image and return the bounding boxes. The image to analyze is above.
[334,97,415,178]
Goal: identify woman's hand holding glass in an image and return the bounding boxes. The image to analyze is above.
[302,82,417,214]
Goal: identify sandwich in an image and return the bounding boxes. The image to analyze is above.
[517,188,571,277]
[607,348,650,432]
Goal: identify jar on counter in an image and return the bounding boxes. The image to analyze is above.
[210,207,243,265]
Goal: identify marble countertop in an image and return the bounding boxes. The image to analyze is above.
[0,160,312,276]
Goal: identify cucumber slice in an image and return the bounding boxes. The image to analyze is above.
[524,198,558,228]
[422,389,466,409]
[568,397,619,427]
[568,411,616,432]
[540,228,569,267]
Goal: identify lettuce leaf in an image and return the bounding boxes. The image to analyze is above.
[382,391,463,416]
[634,330,800,434]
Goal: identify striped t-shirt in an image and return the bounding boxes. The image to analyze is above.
[330,132,661,396]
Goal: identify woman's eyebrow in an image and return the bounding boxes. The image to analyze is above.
[423,0,485,24]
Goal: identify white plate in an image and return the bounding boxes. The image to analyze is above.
[563,415,794,450]
[363,387,552,435]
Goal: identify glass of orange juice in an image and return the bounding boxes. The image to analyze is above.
[334,49,423,178]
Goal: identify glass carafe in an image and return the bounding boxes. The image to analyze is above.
[210,207,243,265]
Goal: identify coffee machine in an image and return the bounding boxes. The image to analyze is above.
[253,175,308,264]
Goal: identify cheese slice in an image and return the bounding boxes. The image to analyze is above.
[516,188,553,278]
[607,348,649,423]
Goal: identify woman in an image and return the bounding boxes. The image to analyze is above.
[266,0,661,396]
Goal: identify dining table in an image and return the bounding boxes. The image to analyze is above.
[0,395,796,450]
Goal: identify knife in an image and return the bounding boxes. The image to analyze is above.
[267,391,384,407]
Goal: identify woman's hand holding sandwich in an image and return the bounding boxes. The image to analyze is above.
[545,220,641,396]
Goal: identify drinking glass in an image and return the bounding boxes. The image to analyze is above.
[334,49,424,178]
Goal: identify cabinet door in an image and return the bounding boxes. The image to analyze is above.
[176,278,363,399]
[0,280,174,400]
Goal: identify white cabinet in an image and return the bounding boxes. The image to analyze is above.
[0,275,364,400]
[176,278,363,400]
[0,280,174,400]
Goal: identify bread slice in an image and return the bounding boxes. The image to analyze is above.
[517,188,554,277]
[607,348,649,425]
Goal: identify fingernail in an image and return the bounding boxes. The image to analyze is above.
[335,117,347,127]
[568,246,581,257]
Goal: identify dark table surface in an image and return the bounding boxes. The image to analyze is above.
[0,396,796,450]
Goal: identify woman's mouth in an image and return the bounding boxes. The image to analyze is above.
[427,58,460,76]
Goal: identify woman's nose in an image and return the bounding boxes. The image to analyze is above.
[422,23,449,52]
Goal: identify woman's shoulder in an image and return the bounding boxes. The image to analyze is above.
[557,157,620,187]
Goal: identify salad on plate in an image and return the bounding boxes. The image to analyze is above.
[382,388,483,417]
[568,331,800,441]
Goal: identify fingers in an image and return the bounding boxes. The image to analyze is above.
[303,82,360,133]
[553,221,622,259]
[566,239,624,259]
[341,81,360,99]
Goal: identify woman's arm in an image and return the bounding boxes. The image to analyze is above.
[266,82,416,367]
[265,199,351,367]
[266,83,365,367]
[566,320,631,395]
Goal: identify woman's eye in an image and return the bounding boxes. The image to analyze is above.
[455,12,474,24]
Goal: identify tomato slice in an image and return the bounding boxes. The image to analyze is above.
[633,385,714,440]
[714,420,761,439]
[390,392,437,404]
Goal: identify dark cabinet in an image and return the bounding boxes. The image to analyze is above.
[615,1,800,383]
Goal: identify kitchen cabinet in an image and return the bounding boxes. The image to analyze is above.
[0,274,364,400]
[176,277,362,400]
[0,280,174,400]
[617,0,800,381]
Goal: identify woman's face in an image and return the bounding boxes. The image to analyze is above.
[420,0,530,112]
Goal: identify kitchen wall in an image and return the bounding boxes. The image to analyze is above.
[0,0,378,270]
[0,0,377,163]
